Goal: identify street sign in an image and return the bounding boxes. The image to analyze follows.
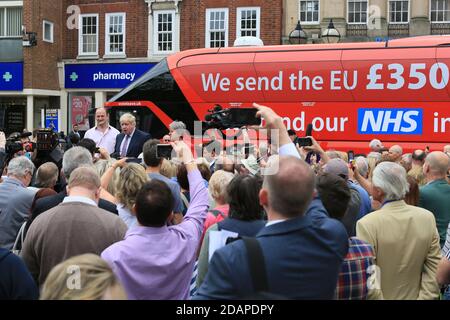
[42,109,60,132]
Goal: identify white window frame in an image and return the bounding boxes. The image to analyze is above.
[388,0,410,24]
[105,12,126,56]
[236,7,260,39]
[153,10,175,55]
[205,8,229,48]
[78,13,99,56]
[299,0,320,25]
[347,0,368,25]
[430,0,450,23]
[0,6,23,38]
[42,20,53,43]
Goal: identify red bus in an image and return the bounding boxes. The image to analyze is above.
[105,35,450,153]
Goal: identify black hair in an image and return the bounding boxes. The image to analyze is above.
[176,164,189,191]
[78,138,96,155]
[227,175,264,221]
[316,172,351,220]
[143,139,162,167]
[135,180,174,227]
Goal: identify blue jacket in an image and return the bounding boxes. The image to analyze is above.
[113,129,151,158]
[0,249,38,300]
[195,200,349,300]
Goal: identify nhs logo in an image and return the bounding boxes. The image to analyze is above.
[358,108,423,135]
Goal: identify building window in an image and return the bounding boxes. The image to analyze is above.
[106,13,126,55]
[153,10,175,54]
[431,0,450,22]
[389,0,409,24]
[300,0,319,24]
[348,0,368,24]
[0,7,22,38]
[43,20,53,43]
[206,8,228,48]
[79,14,99,56]
[237,7,260,38]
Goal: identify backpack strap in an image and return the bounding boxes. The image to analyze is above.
[12,221,27,255]
[180,192,190,209]
[209,209,225,219]
[241,237,269,292]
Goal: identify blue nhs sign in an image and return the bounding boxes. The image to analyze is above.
[358,108,423,135]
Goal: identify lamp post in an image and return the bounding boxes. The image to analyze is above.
[289,20,308,44]
[321,19,341,44]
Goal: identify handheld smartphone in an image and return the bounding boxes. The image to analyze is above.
[230,108,261,126]
[125,158,141,164]
[157,144,173,160]
[297,137,313,147]
[347,150,355,162]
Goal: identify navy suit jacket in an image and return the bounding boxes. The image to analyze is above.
[114,129,151,158]
[195,200,348,300]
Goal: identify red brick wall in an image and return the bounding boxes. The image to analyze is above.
[23,0,64,90]
[180,0,282,50]
[62,0,148,59]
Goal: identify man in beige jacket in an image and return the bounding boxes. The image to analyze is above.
[356,162,441,300]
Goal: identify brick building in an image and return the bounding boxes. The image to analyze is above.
[179,0,283,49]
[0,0,152,135]
[283,0,450,44]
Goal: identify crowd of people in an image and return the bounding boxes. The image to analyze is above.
[0,104,449,300]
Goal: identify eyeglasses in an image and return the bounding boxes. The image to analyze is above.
[163,139,170,143]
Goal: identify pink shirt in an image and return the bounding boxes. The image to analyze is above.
[84,125,120,154]
[200,204,230,247]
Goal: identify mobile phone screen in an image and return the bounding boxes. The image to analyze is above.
[230,108,261,126]
[347,151,354,162]
[157,144,173,159]
[297,137,312,147]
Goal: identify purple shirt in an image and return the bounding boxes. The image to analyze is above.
[101,169,209,300]
[84,125,120,154]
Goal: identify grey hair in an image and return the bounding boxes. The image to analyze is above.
[326,150,341,160]
[355,156,368,177]
[120,113,136,125]
[169,121,186,131]
[7,156,35,178]
[372,162,409,201]
[62,146,93,179]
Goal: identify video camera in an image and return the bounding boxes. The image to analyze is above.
[5,132,34,155]
[203,105,261,130]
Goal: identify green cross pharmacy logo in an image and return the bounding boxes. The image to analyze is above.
[70,72,79,82]
[2,72,13,82]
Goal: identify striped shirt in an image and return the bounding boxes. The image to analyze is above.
[442,222,450,258]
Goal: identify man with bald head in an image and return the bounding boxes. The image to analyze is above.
[84,107,120,154]
[408,149,426,186]
[195,104,348,300]
[388,145,403,163]
[419,151,450,247]
[21,166,127,285]
[34,162,59,190]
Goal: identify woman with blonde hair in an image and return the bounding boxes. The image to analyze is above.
[94,159,119,195]
[101,159,148,228]
[160,159,178,179]
[41,254,127,300]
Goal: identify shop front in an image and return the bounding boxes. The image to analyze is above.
[0,62,25,135]
[64,62,156,135]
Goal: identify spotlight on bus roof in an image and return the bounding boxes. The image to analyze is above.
[233,36,264,47]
